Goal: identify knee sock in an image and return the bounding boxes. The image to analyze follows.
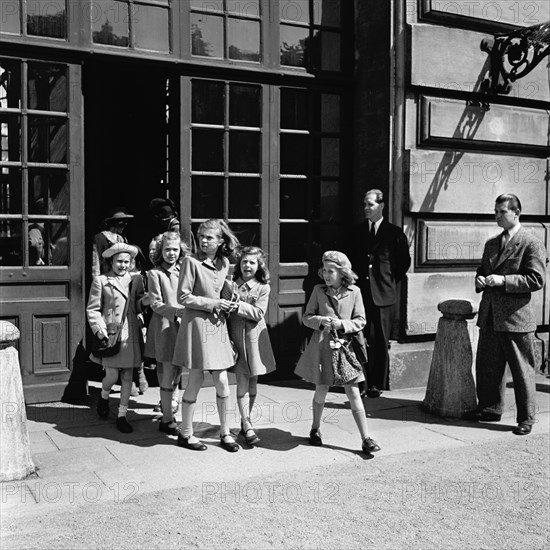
[237,392,252,431]
[351,409,370,441]
[118,405,128,418]
[249,393,257,418]
[216,394,231,436]
[311,399,325,431]
[180,398,197,438]
[160,386,174,423]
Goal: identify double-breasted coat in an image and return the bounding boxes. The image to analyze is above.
[144,263,184,363]
[172,254,236,371]
[295,284,366,386]
[227,278,276,377]
[86,271,145,369]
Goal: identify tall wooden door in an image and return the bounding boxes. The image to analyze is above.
[0,55,84,403]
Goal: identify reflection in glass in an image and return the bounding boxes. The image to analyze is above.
[27,221,69,266]
[321,94,340,132]
[29,170,69,215]
[229,178,260,218]
[134,5,170,52]
[0,60,22,109]
[313,0,341,27]
[191,176,223,219]
[28,63,67,112]
[0,220,22,266]
[228,19,260,62]
[280,25,308,67]
[311,180,340,221]
[1,114,22,162]
[0,3,21,35]
[50,222,69,266]
[230,223,260,247]
[280,179,307,219]
[321,138,339,177]
[192,80,225,124]
[230,85,261,127]
[191,0,223,10]
[92,0,129,46]
[27,0,66,39]
[280,0,309,23]
[229,131,260,173]
[320,31,340,71]
[28,223,46,265]
[227,0,260,17]
[0,168,22,214]
[280,88,307,130]
[192,129,224,172]
[191,13,223,58]
[280,133,308,175]
[28,116,67,163]
[280,223,307,262]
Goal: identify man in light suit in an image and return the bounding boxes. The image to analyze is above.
[472,193,547,435]
[351,189,411,398]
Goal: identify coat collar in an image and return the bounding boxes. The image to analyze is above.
[105,271,131,298]
[490,226,523,269]
[159,262,180,277]
[196,252,226,271]
[322,284,350,300]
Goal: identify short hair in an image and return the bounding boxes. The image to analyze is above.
[150,231,189,266]
[495,193,521,213]
[363,188,384,204]
[197,219,240,259]
[233,246,270,284]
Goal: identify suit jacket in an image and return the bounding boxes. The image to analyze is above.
[476,226,547,332]
[352,220,411,307]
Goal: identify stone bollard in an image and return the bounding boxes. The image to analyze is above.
[421,300,478,418]
[0,320,36,481]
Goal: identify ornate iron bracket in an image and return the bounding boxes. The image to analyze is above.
[480,21,550,94]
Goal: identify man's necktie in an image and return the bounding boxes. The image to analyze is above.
[500,230,509,252]
[367,222,376,253]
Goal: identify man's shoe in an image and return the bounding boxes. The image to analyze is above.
[97,396,110,418]
[362,437,381,454]
[177,434,207,450]
[309,429,323,446]
[116,416,133,433]
[159,421,179,436]
[512,423,532,436]
[220,434,240,452]
[366,386,381,398]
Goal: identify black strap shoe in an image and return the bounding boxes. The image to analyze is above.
[177,434,207,450]
[159,421,180,436]
[362,437,381,454]
[116,416,133,433]
[220,434,240,452]
[97,396,110,418]
[309,429,323,446]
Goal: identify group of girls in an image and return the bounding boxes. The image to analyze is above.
[86,218,379,455]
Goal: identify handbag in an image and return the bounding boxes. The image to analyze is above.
[90,281,131,357]
[329,328,364,385]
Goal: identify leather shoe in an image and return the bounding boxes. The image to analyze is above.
[465,411,501,422]
[177,434,207,450]
[96,396,110,418]
[116,416,133,433]
[366,386,381,398]
[220,434,240,452]
[512,423,532,436]
[309,429,323,446]
[159,421,179,436]
[240,426,261,446]
[362,437,381,454]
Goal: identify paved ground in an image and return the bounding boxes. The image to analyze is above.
[1,373,549,548]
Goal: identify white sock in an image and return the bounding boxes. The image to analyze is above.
[101,389,110,400]
[118,405,128,418]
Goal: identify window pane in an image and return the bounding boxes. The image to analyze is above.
[0,220,22,266]
[229,131,260,173]
[280,133,308,175]
[311,180,340,221]
[280,178,307,219]
[321,94,340,132]
[280,223,307,262]
[0,168,22,214]
[28,170,69,215]
[280,0,309,23]
[28,222,46,265]
[92,0,129,47]
[280,88,307,130]
[230,84,261,127]
[192,80,225,125]
[0,60,22,109]
[1,114,22,162]
[191,176,223,219]
[50,222,69,265]
[28,63,67,112]
[191,13,223,58]
[227,0,260,17]
[28,221,69,266]
[313,0,341,27]
[0,2,21,34]
[228,18,260,62]
[134,5,170,52]
[27,0,66,39]
[28,116,67,163]
[318,30,340,71]
[228,178,259,219]
[191,0,222,10]
[321,138,339,176]
[280,25,308,67]
[192,129,224,172]
[230,223,260,248]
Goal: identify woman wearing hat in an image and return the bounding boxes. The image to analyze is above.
[92,207,134,278]
[86,242,146,433]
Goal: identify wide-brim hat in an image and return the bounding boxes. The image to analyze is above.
[104,208,134,223]
[102,243,138,259]
[322,250,352,270]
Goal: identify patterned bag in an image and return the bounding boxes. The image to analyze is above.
[330,329,363,385]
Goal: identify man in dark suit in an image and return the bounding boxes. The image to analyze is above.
[351,189,411,398]
[471,193,547,435]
